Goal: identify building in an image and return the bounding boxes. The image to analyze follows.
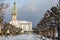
[9,2,33,33]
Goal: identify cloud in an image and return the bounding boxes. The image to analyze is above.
[19,0,42,13]
[22,5,38,12]
[26,0,49,5]
[28,5,37,12]
[0,0,6,1]
[18,0,52,13]
[4,0,59,27]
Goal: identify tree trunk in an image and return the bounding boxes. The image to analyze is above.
[58,28,60,40]
[52,28,56,40]
[50,28,52,38]
[1,30,3,37]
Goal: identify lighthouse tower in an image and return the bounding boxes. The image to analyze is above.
[12,2,17,21]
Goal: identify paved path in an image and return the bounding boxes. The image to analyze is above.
[0,34,51,40]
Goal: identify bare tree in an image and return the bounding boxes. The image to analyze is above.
[0,0,8,23]
[36,1,60,40]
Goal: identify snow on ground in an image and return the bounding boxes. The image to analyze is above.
[0,34,52,40]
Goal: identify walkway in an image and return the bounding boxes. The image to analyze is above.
[0,34,52,40]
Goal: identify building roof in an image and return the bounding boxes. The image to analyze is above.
[9,20,32,28]
[10,20,31,24]
[19,20,31,23]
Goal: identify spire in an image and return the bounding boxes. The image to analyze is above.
[13,2,16,12]
[12,1,17,21]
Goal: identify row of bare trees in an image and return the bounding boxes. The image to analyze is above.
[0,23,22,37]
[0,1,22,37]
[36,1,60,40]
[0,0,8,23]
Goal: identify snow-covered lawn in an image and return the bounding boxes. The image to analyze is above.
[0,34,52,40]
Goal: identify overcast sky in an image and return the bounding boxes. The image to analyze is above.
[3,0,58,27]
